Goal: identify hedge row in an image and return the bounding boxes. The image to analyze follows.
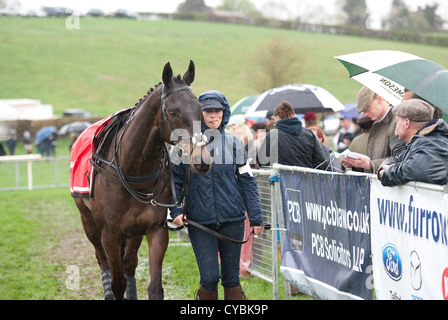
[147,12,448,47]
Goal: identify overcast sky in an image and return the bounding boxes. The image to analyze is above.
[18,0,448,29]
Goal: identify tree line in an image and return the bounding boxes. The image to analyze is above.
[177,0,445,32]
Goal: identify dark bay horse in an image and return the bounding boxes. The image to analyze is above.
[74,61,210,300]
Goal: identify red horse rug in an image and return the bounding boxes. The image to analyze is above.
[69,109,129,198]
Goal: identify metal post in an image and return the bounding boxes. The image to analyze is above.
[273,169,291,298]
[270,169,279,300]
[15,161,20,187]
[27,158,33,190]
[54,156,60,186]
[0,155,41,191]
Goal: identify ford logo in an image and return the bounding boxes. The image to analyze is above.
[382,244,402,281]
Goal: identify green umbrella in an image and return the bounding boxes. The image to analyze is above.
[335,50,416,106]
[335,50,448,116]
[231,94,260,116]
[375,59,448,115]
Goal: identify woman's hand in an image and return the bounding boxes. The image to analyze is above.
[175,216,264,236]
[251,226,264,236]
[172,215,186,226]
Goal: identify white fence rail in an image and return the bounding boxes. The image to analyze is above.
[0,155,70,191]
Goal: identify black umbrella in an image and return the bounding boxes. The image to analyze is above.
[244,84,345,119]
[58,121,91,135]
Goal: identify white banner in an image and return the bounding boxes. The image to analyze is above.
[371,179,448,300]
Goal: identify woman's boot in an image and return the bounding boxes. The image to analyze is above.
[195,285,218,300]
[224,285,247,300]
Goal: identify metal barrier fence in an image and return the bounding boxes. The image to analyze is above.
[0,155,70,191]
[250,169,289,300]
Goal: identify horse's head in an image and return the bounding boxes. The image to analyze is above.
[160,60,211,175]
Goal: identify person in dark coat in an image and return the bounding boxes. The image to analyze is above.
[6,134,16,155]
[0,142,6,156]
[257,101,330,170]
[170,90,264,300]
[378,99,448,186]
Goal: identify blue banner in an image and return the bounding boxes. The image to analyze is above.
[279,170,373,300]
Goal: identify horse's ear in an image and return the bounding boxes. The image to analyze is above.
[183,60,195,86]
[162,62,173,88]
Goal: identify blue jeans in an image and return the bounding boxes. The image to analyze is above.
[188,220,245,291]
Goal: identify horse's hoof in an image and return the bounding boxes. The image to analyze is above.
[125,275,138,300]
[105,293,115,300]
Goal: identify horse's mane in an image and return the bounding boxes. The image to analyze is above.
[134,75,183,109]
[134,83,161,108]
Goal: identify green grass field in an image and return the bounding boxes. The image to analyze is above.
[0,187,297,300]
[2,17,448,117]
[0,140,297,300]
[1,17,448,300]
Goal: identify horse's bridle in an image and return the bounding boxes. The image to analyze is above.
[160,85,208,151]
[160,85,191,140]
[109,84,205,208]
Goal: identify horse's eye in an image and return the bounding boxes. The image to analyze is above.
[168,110,177,117]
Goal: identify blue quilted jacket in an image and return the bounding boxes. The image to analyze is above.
[170,91,264,227]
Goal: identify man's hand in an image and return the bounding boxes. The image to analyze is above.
[341,155,371,170]
[377,165,391,180]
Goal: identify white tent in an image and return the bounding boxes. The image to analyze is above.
[0,101,19,121]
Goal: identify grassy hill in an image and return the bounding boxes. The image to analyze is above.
[1,17,448,117]
[2,17,448,300]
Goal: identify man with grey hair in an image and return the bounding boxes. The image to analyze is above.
[378,99,448,186]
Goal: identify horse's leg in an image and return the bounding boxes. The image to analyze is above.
[122,236,143,300]
[101,229,126,300]
[146,225,169,300]
[79,211,109,271]
[75,199,114,299]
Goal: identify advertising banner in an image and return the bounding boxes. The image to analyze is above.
[279,170,373,300]
[371,179,448,300]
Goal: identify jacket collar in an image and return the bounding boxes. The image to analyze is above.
[275,117,303,136]
[416,119,441,137]
[376,106,393,124]
[409,119,443,144]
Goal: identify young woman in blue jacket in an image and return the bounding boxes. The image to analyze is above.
[170,90,265,300]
